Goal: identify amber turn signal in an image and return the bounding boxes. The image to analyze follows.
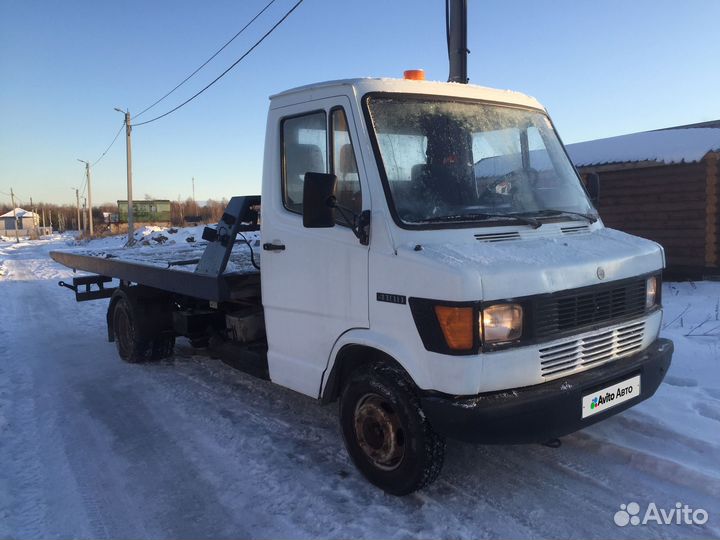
[434,306,474,350]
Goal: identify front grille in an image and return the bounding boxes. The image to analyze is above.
[534,278,647,339]
[539,320,645,377]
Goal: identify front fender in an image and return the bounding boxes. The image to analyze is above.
[320,328,433,399]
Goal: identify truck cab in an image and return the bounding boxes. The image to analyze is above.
[259,77,672,493]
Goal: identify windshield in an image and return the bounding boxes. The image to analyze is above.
[365,95,595,226]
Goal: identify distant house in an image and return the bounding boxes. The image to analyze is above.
[0,208,39,232]
[567,122,720,278]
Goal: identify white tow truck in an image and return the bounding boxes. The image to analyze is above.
[51,2,673,495]
[52,73,673,494]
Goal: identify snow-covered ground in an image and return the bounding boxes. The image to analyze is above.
[0,232,718,539]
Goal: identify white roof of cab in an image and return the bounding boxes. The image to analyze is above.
[269,77,545,111]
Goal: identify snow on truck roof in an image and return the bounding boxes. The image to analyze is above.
[566,127,720,168]
[269,77,545,111]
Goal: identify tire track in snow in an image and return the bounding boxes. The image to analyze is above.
[581,413,720,492]
[0,285,52,537]
[1,277,123,538]
[14,275,244,538]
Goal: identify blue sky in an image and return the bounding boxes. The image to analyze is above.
[1,0,718,206]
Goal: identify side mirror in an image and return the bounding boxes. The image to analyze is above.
[303,172,337,228]
[586,172,600,205]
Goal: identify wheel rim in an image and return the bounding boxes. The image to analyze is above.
[353,393,405,471]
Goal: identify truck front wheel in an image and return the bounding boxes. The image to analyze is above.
[339,364,445,495]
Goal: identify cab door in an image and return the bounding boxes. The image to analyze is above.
[261,96,369,397]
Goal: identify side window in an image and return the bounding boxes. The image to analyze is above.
[331,108,362,218]
[282,111,327,214]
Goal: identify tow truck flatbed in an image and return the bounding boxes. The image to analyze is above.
[50,196,261,302]
[49,246,259,302]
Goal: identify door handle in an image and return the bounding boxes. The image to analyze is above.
[262,242,286,252]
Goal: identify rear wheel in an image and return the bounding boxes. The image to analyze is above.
[151,334,176,360]
[339,364,445,495]
[112,296,152,363]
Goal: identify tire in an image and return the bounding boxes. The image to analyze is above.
[151,334,176,360]
[112,296,152,363]
[339,363,445,495]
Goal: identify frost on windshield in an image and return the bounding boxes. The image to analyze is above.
[366,97,594,225]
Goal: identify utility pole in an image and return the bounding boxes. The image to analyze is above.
[82,198,87,232]
[77,159,94,235]
[75,188,81,234]
[30,196,36,236]
[115,108,134,244]
[9,188,19,243]
[192,177,196,216]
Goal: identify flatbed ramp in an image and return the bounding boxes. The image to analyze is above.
[50,196,261,302]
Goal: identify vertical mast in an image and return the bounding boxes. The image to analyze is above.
[447,0,469,84]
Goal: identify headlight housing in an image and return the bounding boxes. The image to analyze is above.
[646,276,659,308]
[481,304,523,344]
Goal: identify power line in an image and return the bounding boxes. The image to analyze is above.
[134,0,278,119]
[6,190,23,203]
[134,0,304,127]
[0,190,13,207]
[92,121,126,166]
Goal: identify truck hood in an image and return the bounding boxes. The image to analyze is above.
[409,227,664,300]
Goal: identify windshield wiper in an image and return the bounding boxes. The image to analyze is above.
[422,213,541,228]
[522,209,598,224]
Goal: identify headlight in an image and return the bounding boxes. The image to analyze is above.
[481,304,523,344]
[646,276,659,308]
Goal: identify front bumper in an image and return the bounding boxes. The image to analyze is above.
[420,337,673,444]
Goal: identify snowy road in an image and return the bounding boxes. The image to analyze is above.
[1,235,719,539]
